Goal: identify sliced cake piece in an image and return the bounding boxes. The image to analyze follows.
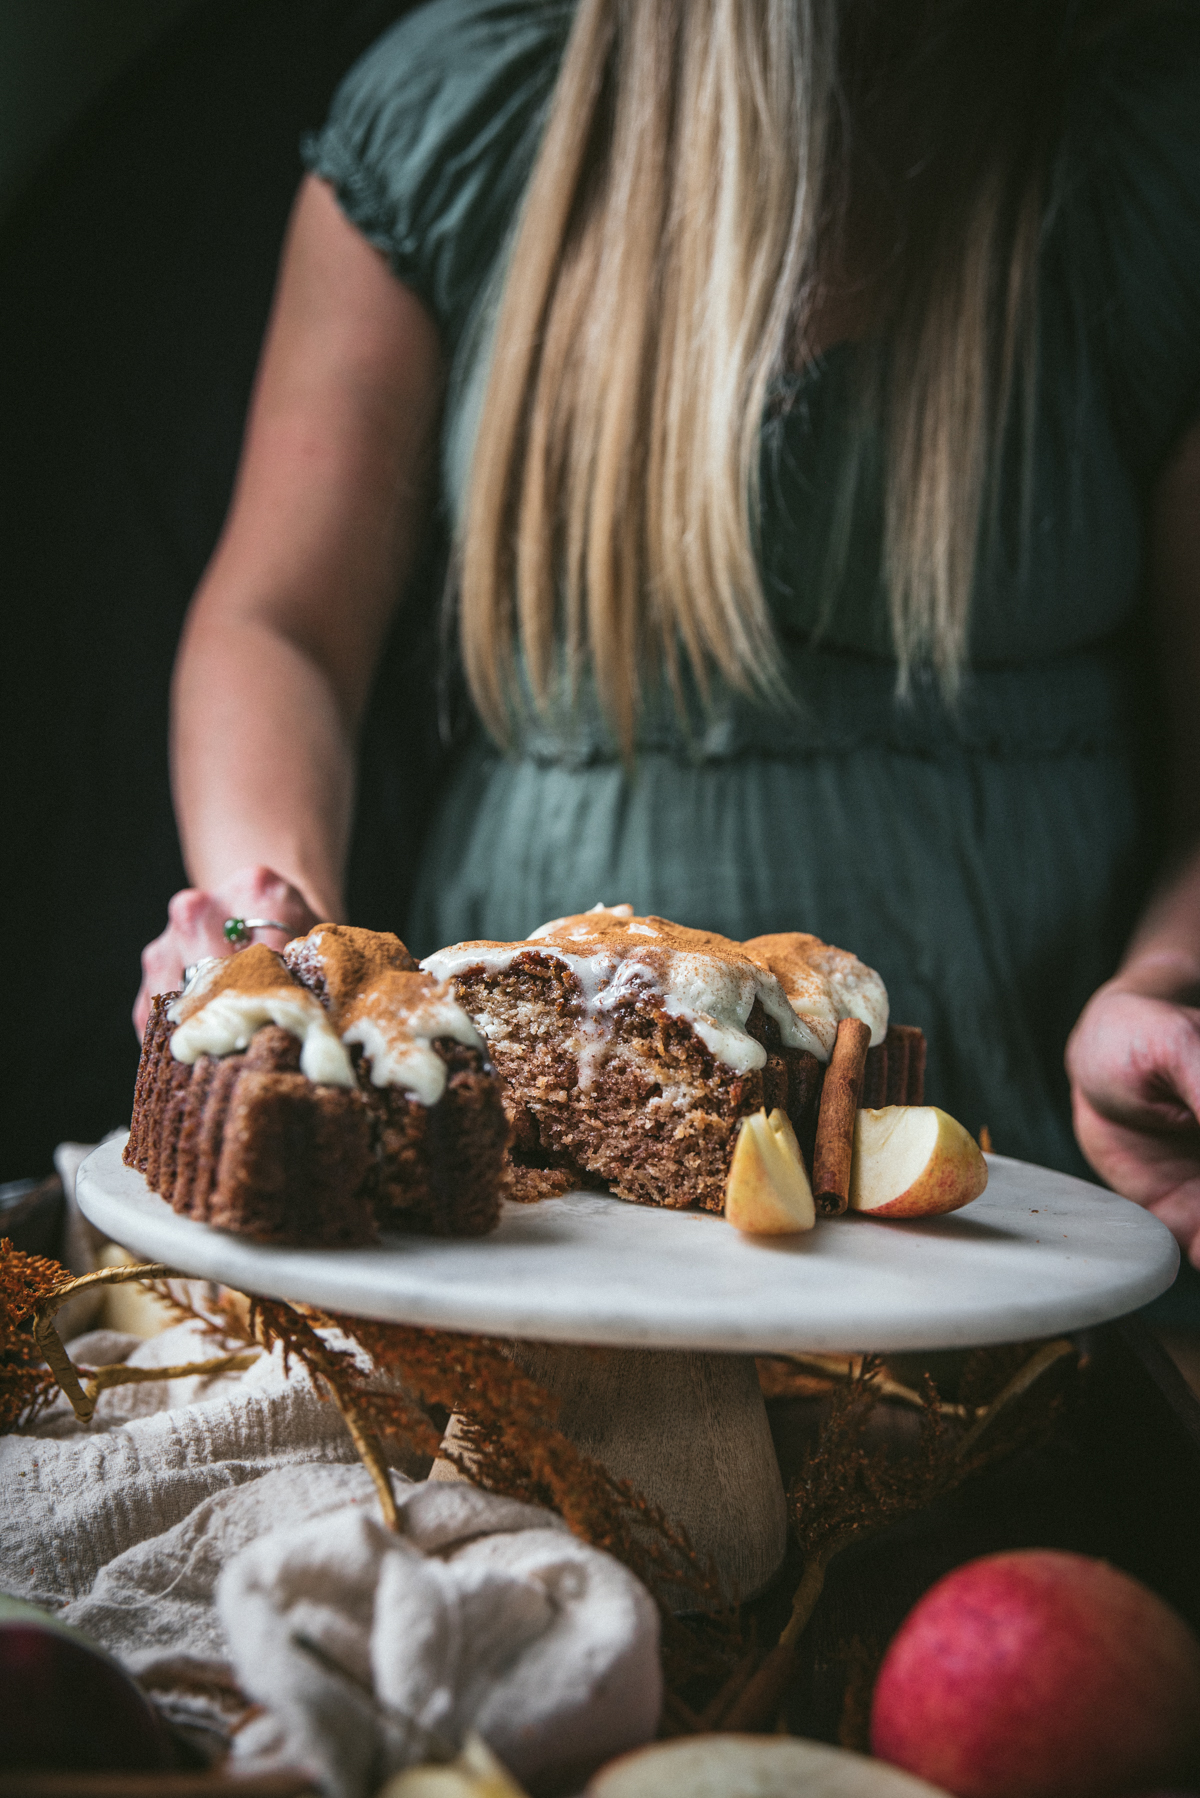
[332,958,508,1237]
[423,905,894,1213]
[125,928,508,1244]
[286,927,509,1238]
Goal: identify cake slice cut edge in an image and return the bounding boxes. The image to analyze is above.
[423,907,922,1215]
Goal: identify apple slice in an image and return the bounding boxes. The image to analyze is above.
[849,1106,987,1219]
[724,1108,816,1235]
[382,1730,526,1796]
[587,1733,953,1796]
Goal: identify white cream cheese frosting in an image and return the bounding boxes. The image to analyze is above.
[168,912,887,1098]
[168,935,483,1104]
[422,902,889,1077]
[743,932,889,1058]
[338,975,485,1106]
[168,952,355,1088]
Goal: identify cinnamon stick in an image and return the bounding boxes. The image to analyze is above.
[812,1017,871,1216]
[873,1023,927,1104]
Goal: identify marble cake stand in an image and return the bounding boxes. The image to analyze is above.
[78,1139,1178,1603]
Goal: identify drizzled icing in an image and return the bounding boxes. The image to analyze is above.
[338,969,484,1106]
[168,947,354,1088]
[744,933,888,1058]
[168,931,482,1104]
[422,902,885,1081]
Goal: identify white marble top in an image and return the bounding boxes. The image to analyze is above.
[78,1137,1179,1354]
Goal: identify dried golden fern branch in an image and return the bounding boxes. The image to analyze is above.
[144,1278,257,1347]
[76,1350,261,1404]
[31,1262,176,1422]
[1,1241,262,1428]
[246,1298,417,1532]
[712,1339,1078,1733]
[757,1352,975,1419]
[0,1239,71,1429]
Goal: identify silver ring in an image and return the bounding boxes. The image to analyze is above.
[223,916,290,946]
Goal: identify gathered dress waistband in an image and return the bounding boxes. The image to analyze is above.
[508,637,1140,769]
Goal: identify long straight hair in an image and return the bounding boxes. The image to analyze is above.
[459,0,1083,749]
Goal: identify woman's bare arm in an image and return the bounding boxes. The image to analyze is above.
[135,175,443,1032]
[1066,415,1200,1258]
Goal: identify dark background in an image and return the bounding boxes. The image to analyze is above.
[0,0,446,1183]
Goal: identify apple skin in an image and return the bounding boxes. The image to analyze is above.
[850,1107,988,1219]
[870,1551,1200,1798]
[724,1108,816,1235]
[0,1601,172,1772]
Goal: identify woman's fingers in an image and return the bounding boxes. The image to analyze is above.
[1070,1085,1200,1263]
[217,866,323,947]
[133,867,322,1039]
[165,887,234,962]
[1068,990,1200,1131]
[1071,1085,1200,1207]
[134,891,229,1038]
[1147,1178,1200,1265]
[1067,987,1200,1263]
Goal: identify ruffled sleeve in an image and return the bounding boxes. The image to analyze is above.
[1064,6,1200,481]
[301,0,574,355]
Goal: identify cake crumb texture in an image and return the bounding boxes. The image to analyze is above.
[431,908,920,1213]
[448,952,823,1213]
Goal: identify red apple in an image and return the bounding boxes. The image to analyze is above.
[870,1551,1200,1798]
[0,1595,172,1771]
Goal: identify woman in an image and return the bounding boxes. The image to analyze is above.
[136,0,1200,1257]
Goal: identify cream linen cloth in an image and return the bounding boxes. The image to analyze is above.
[0,1320,661,1796]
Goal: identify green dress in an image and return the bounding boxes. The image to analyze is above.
[303,0,1200,1176]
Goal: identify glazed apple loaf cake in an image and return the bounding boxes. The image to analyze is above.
[423,905,924,1213]
[126,925,508,1244]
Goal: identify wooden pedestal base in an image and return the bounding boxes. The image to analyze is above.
[431,1343,788,1608]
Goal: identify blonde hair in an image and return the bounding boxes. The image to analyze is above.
[460,0,1049,749]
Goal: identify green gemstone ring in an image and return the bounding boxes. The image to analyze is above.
[222,917,290,945]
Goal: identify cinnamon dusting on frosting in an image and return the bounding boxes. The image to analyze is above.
[744,932,888,1057]
[165,908,886,1103]
[422,902,815,1077]
[171,945,303,1021]
[282,924,417,1009]
[423,902,889,1073]
[169,928,481,1105]
[339,969,484,1105]
[168,946,354,1088]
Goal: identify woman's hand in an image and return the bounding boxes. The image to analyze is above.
[1067,973,1200,1263]
[1077,419,1200,1261]
[134,864,320,1040]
